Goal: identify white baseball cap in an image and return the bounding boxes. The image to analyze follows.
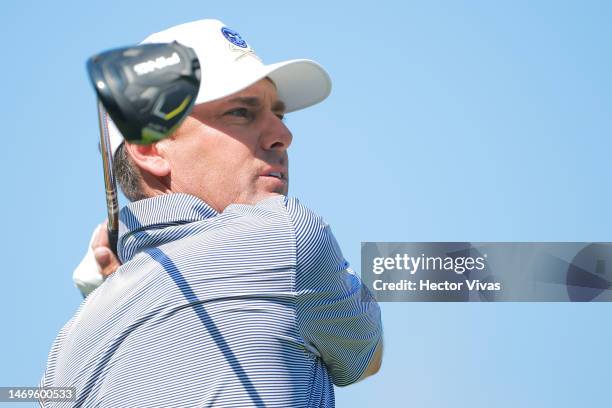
[106,19,332,155]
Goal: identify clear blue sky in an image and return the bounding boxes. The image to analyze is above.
[1,1,611,407]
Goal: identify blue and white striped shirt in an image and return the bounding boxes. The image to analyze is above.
[41,194,382,407]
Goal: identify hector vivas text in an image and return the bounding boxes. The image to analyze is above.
[371,253,501,292]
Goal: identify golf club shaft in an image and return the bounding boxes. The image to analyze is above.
[96,100,119,254]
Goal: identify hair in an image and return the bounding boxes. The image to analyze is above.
[113,143,147,202]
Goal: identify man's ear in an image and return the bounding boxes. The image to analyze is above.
[123,142,170,177]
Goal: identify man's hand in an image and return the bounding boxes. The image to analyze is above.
[91,221,121,277]
[73,222,121,297]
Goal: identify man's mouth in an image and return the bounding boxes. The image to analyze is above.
[267,172,284,180]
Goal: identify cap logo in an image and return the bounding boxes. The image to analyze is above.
[221,27,248,48]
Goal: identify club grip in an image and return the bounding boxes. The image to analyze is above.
[108,226,119,257]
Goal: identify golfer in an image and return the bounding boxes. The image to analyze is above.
[42,19,382,407]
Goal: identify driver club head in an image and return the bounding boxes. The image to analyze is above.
[87,42,201,144]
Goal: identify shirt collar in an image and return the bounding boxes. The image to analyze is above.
[117,193,218,262]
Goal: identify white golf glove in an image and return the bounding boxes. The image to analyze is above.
[72,225,106,297]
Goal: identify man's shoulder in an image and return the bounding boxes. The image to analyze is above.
[282,197,328,237]
[218,196,332,260]
[277,197,346,274]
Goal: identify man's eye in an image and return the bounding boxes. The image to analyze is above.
[226,108,249,118]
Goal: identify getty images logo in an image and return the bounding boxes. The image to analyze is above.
[133,52,181,76]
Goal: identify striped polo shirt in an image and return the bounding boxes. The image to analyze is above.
[41,193,382,407]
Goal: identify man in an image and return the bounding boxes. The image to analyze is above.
[42,19,382,407]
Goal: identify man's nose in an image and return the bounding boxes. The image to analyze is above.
[261,113,293,151]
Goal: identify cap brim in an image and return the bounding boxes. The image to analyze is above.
[264,59,332,113]
[194,58,331,113]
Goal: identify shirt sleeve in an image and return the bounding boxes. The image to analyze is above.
[285,197,382,387]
